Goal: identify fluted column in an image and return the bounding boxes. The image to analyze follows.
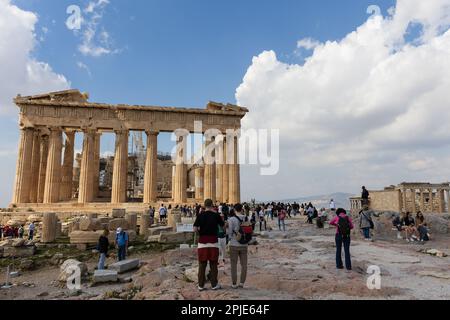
[171,166,176,200]
[222,137,229,203]
[37,135,49,203]
[215,136,223,202]
[174,132,187,204]
[92,133,101,199]
[429,189,434,212]
[29,130,41,203]
[438,189,444,213]
[411,189,417,213]
[228,135,241,204]
[60,131,75,201]
[12,127,34,204]
[143,131,158,203]
[78,129,95,204]
[420,189,425,212]
[43,128,63,204]
[195,167,204,200]
[111,130,128,204]
[402,189,407,212]
[204,134,216,202]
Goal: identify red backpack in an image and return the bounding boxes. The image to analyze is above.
[234,216,253,245]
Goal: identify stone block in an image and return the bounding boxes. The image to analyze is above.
[148,226,173,236]
[93,270,118,283]
[79,218,102,231]
[112,209,126,218]
[158,232,193,244]
[108,259,140,274]
[3,245,36,258]
[108,218,129,231]
[59,259,88,282]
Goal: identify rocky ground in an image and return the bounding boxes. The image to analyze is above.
[0,217,449,300]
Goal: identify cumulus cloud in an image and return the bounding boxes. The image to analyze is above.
[76,0,118,57]
[0,0,70,116]
[236,0,450,199]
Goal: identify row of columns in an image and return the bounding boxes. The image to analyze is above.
[401,188,449,214]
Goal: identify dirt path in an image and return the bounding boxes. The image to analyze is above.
[0,217,449,300]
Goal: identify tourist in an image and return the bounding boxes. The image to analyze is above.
[28,222,35,240]
[359,206,375,241]
[227,204,250,289]
[306,206,314,224]
[193,199,224,291]
[115,227,129,261]
[258,207,267,231]
[18,225,24,238]
[330,208,354,271]
[278,207,287,231]
[218,213,227,265]
[97,229,110,270]
[159,204,167,223]
[316,208,327,228]
[415,212,430,242]
[401,212,416,242]
[329,199,336,212]
[361,186,370,206]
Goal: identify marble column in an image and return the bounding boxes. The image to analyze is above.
[43,128,63,204]
[60,131,75,201]
[78,130,96,204]
[204,134,216,202]
[195,167,204,200]
[402,189,407,212]
[12,127,34,204]
[173,132,187,204]
[438,189,444,213]
[411,189,417,213]
[420,189,425,213]
[222,137,229,203]
[37,135,49,203]
[29,130,41,203]
[143,131,158,203]
[429,189,434,213]
[92,133,101,200]
[228,135,241,204]
[215,136,223,202]
[111,130,128,204]
[171,166,176,200]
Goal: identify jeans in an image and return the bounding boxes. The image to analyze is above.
[259,219,267,231]
[335,234,351,270]
[118,245,126,261]
[230,246,248,285]
[98,253,106,270]
[278,219,286,231]
[28,230,34,240]
[198,260,218,288]
[362,227,370,239]
[218,237,227,261]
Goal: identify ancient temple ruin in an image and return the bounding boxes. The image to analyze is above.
[350,182,450,214]
[11,89,248,212]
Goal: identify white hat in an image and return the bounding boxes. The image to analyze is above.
[116,227,122,234]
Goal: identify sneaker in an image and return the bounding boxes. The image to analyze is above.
[238,283,245,288]
[198,286,206,292]
[231,284,238,289]
[406,238,410,242]
[212,284,222,290]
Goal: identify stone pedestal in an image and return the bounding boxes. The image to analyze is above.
[126,213,138,231]
[168,209,182,231]
[41,212,57,243]
[139,214,151,236]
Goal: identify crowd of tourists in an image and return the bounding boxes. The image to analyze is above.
[0,222,35,240]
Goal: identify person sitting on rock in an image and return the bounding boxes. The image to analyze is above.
[415,212,430,242]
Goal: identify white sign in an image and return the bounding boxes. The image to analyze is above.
[176,223,194,233]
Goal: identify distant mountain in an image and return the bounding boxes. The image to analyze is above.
[276,192,354,210]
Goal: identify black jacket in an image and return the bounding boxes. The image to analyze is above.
[98,235,109,254]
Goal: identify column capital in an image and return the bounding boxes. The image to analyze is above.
[145,130,159,136]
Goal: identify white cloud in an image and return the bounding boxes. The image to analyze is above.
[236,0,450,200]
[0,0,70,116]
[76,0,118,57]
[77,61,92,76]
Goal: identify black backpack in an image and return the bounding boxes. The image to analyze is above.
[338,216,351,237]
[235,216,253,245]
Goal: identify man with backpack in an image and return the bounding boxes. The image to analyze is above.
[227,203,251,289]
[359,205,375,241]
[193,199,225,291]
[330,208,354,271]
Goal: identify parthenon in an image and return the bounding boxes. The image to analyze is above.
[10,90,248,211]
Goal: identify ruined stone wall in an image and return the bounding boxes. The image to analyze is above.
[369,190,401,212]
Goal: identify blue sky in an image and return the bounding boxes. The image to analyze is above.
[7,0,450,206]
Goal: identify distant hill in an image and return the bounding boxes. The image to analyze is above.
[275,192,354,210]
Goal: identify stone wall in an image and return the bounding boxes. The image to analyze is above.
[369,190,401,212]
